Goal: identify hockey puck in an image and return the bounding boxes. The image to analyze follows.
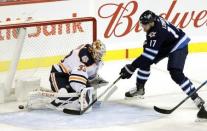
[18,105,24,109]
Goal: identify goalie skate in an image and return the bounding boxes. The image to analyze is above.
[89,75,109,89]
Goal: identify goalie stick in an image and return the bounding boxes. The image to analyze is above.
[154,80,207,114]
[63,76,121,115]
[101,85,118,105]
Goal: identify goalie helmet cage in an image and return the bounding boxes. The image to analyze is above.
[0,17,97,102]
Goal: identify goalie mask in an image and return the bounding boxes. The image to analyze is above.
[92,40,106,62]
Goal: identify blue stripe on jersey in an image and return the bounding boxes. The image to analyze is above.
[177,37,190,50]
[137,69,150,80]
[145,48,159,55]
[180,79,196,95]
[171,35,191,53]
[138,69,151,75]
[142,48,158,61]
[142,53,155,60]
[137,74,149,80]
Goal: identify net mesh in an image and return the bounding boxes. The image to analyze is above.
[0,17,97,89]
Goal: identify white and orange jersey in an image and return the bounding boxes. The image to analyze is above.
[53,44,101,92]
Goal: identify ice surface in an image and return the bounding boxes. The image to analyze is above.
[0,102,161,130]
[0,53,207,131]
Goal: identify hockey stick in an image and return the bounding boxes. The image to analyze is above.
[154,80,207,114]
[63,76,121,115]
[101,85,118,105]
[101,73,125,104]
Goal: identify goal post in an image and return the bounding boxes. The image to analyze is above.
[0,17,97,102]
[4,28,27,96]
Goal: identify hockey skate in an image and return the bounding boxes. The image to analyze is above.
[194,96,205,109]
[89,75,109,89]
[125,84,145,99]
[193,96,207,122]
[196,105,207,122]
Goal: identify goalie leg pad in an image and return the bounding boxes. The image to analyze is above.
[27,90,56,110]
[51,87,94,112]
[27,88,80,110]
[51,96,80,111]
[80,87,94,112]
[50,88,80,111]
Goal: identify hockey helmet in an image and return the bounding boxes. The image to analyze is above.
[92,40,106,62]
[139,10,156,25]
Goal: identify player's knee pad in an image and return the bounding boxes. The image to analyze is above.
[169,69,185,84]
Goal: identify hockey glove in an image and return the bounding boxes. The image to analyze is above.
[120,64,136,79]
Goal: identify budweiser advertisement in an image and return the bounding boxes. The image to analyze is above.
[0,0,206,50]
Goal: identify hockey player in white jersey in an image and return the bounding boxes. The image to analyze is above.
[27,40,108,113]
[49,40,108,92]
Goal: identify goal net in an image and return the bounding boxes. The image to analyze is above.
[0,17,97,102]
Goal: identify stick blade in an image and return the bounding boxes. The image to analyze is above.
[153,106,173,114]
[103,86,118,102]
[63,108,81,115]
